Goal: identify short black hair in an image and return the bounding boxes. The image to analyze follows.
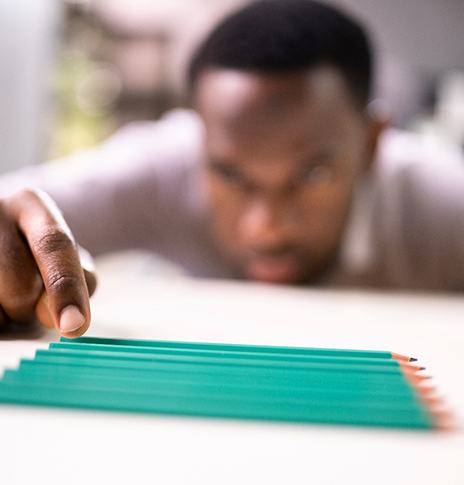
[188,0,373,107]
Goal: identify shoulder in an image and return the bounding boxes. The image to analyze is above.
[101,108,204,166]
[88,109,206,205]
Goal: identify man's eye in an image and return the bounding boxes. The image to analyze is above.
[210,164,243,183]
[299,164,334,184]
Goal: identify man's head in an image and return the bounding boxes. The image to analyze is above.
[188,0,383,284]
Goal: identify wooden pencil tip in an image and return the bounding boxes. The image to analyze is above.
[409,357,418,362]
[430,410,457,432]
[435,418,457,432]
[421,395,445,406]
[403,373,433,386]
[414,385,437,396]
[391,352,413,362]
[399,362,426,372]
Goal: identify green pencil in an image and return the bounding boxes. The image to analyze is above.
[50,342,408,368]
[38,349,422,376]
[63,336,416,362]
[50,343,412,367]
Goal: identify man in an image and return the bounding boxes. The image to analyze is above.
[0,0,463,338]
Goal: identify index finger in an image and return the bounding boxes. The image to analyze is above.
[8,189,91,337]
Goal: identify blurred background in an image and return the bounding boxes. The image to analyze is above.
[1,0,463,174]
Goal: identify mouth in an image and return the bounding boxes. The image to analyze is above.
[244,255,302,284]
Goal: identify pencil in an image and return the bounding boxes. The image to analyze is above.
[63,336,417,362]
[35,349,424,377]
[50,342,418,368]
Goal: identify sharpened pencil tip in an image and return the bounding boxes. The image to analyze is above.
[391,352,417,363]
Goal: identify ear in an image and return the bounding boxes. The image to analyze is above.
[364,100,390,171]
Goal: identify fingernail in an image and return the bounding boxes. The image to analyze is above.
[60,305,85,333]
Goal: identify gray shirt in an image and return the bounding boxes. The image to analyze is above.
[1,109,464,290]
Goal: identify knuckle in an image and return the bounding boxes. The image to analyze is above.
[15,187,41,200]
[46,271,81,295]
[6,187,41,208]
[32,228,74,256]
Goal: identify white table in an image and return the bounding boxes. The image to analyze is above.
[1,257,463,485]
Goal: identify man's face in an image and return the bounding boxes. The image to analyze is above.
[194,67,376,284]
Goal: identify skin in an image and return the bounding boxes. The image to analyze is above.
[194,67,384,284]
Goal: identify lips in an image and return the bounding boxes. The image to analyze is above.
[245,256,302,284]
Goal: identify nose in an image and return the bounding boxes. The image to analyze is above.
[239,197,293,249]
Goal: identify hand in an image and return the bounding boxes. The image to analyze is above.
[0,189,97,338]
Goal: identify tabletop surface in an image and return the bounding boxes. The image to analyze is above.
[1,255,463,485]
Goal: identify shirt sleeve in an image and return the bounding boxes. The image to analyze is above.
[0,109,206,257]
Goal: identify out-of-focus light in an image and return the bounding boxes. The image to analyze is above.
[76,65,122,115]
[437,72,464,146]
